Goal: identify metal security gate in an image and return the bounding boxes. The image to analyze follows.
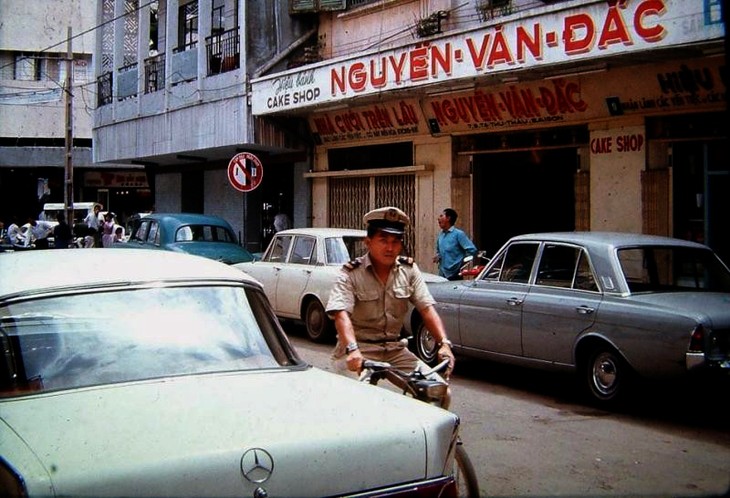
[329,174,416,256]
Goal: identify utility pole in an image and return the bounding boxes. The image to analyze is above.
[64,26,74,228]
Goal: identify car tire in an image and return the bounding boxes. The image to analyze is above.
[584,345,632,407]
[304,299,334,343]
[414,320,439,366]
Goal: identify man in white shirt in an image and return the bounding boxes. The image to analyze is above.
[83,203,103,247]
[23,219,55,249]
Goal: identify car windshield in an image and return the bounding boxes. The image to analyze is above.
[0,284,300,397]
[175,224,236,243]
[325,236,366,265]
[618,246,730,293]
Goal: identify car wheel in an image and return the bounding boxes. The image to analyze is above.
[304,299,334,343]
[584,346,631,406]
[414,321,439,366]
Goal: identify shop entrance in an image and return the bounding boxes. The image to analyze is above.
[472,147,579,255]
[672,140,729,263]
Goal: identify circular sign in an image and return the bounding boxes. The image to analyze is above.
[228,152,264,192]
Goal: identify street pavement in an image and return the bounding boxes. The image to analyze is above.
[284,325,730,497]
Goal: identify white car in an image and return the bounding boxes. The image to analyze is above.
[235,228,368,342]
[235,228,447,342]
[0,249,463,497]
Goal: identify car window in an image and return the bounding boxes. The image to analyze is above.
[618,246,730,293]
[266,235,292,262]
[174,225,234,243]
[0,284,300,396]
[325,236,366,265]
[290,236,316,265]
[499,243,538,283]
[177,226,193,241]
[574,251,599,291]
[134,220,150,242]
[343,236,366,261]
[536,244,578,288]
[147,221,160,244]
[535,244,599,291]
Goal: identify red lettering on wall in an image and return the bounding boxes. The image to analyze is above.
[563,13,595,55]
[598,0,633,49]
[634,0,666,42]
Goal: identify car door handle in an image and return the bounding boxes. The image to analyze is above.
[576,305,595,315]
[506,297,524,306]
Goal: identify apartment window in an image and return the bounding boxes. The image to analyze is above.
[10,53,64,82]
[149,1,159,53]
[178,1,199,51]
[347,0,377,8]
[212,0,225,36]
[14,53,42,81]
[290,0,346,13]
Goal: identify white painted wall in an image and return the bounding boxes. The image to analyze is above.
[589,123,646,233]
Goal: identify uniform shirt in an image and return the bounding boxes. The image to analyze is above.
[326,253,436,344]
[436,226,477,279]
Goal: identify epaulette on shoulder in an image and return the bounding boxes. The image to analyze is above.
[343,258,362,271]
[398,256,414,266]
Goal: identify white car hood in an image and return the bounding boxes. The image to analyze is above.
[1,366,458,497]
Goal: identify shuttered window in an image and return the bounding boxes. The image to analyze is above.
[329,174,416,256]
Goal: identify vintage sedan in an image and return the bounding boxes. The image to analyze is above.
[235,228,447,343]
[0,250,463,497]
[116,212,254,264]
[406,232,730,406]
[234,228,368,342]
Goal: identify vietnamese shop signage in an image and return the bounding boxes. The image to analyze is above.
[309,99,426,143]
[421,57,726,134]
[313,57,726,142]
[251,0,724,115]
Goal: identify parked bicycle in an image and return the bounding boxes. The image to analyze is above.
[360,359,480,497]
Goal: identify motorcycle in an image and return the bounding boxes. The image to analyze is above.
[459,250,490,279]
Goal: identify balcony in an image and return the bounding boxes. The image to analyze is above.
[117,62,138,100]
[206,28,240,76]
[144,53,165,93]
[97,71,113,107]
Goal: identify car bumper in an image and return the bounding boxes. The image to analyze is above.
[686,352,730,371]
[343,476,457,498]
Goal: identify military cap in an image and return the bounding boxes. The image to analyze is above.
[363,206,410,235]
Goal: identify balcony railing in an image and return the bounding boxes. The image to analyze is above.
[206,28,240,76]
[97,71,113,107]
[117,62,138,100]
[144,53,165,93]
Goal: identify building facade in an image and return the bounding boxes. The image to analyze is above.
[92,0,316,252]
[252,0,728,268]
[0,0,146,226]
[92,0,727,266]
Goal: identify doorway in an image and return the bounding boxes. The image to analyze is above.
[672,140,729,263]
[472,147,579,255]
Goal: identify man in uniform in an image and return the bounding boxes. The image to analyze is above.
[326,206,455,406]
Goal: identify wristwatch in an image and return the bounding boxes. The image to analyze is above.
[438,339,453,348]
[345,342,359,354]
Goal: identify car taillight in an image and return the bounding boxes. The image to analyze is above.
[0,457,27,497]
[688,324,705,352]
